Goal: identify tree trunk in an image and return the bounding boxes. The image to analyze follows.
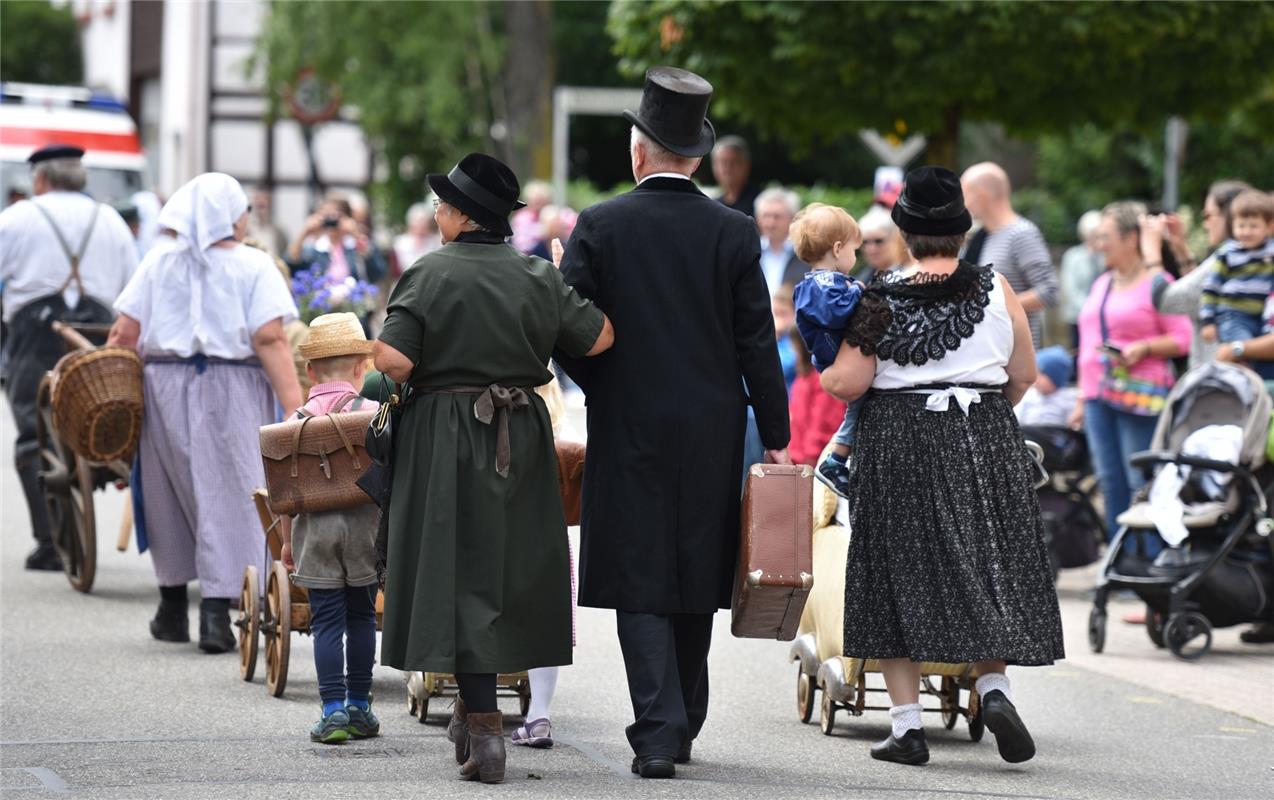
[500,0,554,180]
[925,105,962,169]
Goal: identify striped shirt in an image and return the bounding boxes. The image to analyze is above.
[1199,238,1274,326]
[970,217,1057,348]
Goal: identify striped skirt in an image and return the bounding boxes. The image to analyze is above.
[137,360,276,598]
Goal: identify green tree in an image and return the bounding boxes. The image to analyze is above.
[255,0,553,223]
[607,0,1274,167]
[0,1,83,86]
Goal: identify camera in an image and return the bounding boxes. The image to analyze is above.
[321,216,340,229]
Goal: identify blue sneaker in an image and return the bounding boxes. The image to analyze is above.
[311,708,350,744]
[345,702,380,739]
[815,457,850,500]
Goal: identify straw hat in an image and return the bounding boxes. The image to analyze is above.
[298,312,374,360]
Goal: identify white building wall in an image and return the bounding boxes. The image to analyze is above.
[158,0,210,193]
[58,0,131,100]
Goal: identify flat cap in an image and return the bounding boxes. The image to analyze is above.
[28,144,85,164]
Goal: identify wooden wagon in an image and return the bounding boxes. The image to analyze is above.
[34,321,138,593]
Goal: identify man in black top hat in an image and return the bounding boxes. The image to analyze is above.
[556,67,791,780]
[0,143,137,570]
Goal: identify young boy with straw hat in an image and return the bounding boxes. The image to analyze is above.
[281,311,382,744]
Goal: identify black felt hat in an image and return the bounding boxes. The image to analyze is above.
[427,153,525,237]
[891,166,973,236]
[27,144,84,164]
[623,67,716,158]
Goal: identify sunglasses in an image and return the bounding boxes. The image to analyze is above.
[862,237,887,246]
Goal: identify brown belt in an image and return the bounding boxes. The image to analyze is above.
[427,384,531,478]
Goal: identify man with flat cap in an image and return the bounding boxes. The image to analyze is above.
[556,67,790,779]
[0,144,137,570]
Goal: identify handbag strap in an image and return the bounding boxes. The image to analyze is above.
[1097,272,1115,345]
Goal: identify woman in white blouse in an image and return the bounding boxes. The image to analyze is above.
[108,172,302,653]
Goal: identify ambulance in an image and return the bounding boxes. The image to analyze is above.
[0,82,146,206]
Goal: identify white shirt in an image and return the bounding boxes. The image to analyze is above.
[637,172,692,185]
[0,191,138,321]
[114,240,298,360]
[874,273,1013,390]
[759,236,794,296]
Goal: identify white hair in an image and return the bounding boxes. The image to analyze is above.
[754,186,800,217]
[858,205,896,235]
[1077,209,1102,241]
[34,158,87,191]
[406,202,431,225]
[630,126,697,174]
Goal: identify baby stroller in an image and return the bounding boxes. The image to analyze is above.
[1088,362,1274,661]
[1019,424,1105,580]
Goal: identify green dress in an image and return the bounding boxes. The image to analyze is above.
[377,232,603,674]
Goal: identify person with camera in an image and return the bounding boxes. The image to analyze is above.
[1069,202,1193,550]
[287,193,386,285]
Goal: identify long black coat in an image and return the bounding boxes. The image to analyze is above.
[557,177,790,614]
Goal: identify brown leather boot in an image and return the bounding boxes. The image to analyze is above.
[446,698,470,765]
[459,711,506,784]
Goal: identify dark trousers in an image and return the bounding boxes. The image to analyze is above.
[308,584,378,705]
[616,611,714,758]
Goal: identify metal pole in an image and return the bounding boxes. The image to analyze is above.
[552,87,570,206]
[1162,116,1187,211]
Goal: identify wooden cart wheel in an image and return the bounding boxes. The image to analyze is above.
[968,705,985,742]
[237,566,260,681]
[819,687,836,736]
[796,668,815,724]
[264,562,291,697]
[519,682,532,719]
[940,676,959,730]
[36,377,96,593]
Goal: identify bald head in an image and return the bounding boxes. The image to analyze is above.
[961,162,1012,224]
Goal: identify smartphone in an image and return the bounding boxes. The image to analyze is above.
[1100,342,1123,358]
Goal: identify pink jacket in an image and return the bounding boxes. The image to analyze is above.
[1076,271,1193,401]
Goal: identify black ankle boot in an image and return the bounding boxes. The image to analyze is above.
[150,589,190,643]
[198,598,235,653]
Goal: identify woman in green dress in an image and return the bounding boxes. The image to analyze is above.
[373,153,613,784]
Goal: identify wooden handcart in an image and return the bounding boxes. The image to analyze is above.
[405,671,531,724]
[236,489,385,697]
[34,321,139,593]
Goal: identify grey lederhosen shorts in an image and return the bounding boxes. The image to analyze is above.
[291,505,381,589]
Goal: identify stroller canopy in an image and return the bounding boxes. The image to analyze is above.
[1151,362,1272,469]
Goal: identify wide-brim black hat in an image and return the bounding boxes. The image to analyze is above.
[28,143,85,164]
[891,166,973,236]
[623,66,716,158]
[427,153,525,237]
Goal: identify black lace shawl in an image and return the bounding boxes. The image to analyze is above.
[843,261,995,367]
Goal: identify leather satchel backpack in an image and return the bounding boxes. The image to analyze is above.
[260,394,376,516]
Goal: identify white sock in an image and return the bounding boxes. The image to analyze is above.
[525,666,558,722]
[976,672,1013,703]
[889,703,923,738]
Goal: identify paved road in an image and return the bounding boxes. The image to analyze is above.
[1,413,1271,799]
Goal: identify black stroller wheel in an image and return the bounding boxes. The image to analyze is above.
[1087,607,1107,653]
[1164,612,1213,661]
[1145,610,1166,649]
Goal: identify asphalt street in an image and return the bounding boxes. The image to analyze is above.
[1,410,1272,799]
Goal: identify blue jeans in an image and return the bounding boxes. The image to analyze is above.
[1084,400,1162,556]
[832,397,865,448]
[308,584,378,705]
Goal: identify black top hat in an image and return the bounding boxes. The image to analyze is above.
[427,153,526,238]
[891,166,973,236]
[623,67,716,159]
[28,144,85,165]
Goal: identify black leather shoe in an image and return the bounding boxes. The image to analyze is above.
[630,755,675,779]
[981,690,1035,763]
[1240,622,1274,644]
[675,741,691,764]
[198,598,235,653]
[24,544,62,571]
[150,601,190,643]
[869,729,929,766]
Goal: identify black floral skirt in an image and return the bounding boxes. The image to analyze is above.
[843,390,1065,666]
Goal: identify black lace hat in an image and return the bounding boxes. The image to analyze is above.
[891,166,973,236]
[427,153,526,237]
[623,67,716,158]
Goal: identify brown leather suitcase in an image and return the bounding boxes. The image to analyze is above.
[731,463,815,641]
[259,395,376,516]
[555,441,586,526]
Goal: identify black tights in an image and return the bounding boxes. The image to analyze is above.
[455,672,497,713]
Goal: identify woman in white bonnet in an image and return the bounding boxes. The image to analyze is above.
[109,172,302,652]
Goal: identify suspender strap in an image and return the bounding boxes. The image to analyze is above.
[32,202,102,296]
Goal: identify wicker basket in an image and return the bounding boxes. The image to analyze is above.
[50,346,145,463]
